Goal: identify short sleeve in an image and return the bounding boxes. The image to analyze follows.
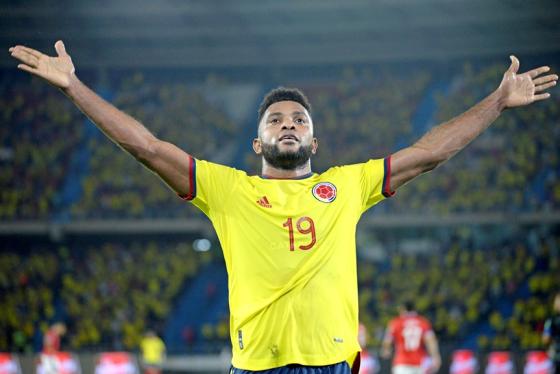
[344,156,394,212]
[178,158,241,217]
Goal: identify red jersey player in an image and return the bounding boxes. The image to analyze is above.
[40,322,67,374]
[381,302,441,374]
[42,323,66,355]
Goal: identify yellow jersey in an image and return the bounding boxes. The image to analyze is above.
[140,336,165,365]
[185,157,392,370]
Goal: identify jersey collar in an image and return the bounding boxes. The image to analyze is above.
[259,172,314,180]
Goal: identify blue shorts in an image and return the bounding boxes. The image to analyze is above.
[231,361,351,374]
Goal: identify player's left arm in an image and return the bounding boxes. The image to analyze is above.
[389,56,557,191]
[423,330,441,373]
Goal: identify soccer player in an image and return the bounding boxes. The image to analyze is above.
[381,301,441,374]
[543,292,560,374]
[140,330,166,374]
[40,322,67,374]
[8,41,557,373]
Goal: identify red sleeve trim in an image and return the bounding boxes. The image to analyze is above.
[382,156,396,198]
[178,156,196,201]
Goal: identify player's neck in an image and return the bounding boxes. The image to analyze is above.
[261,161,313,179]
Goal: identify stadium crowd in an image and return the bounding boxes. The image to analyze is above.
[0,75,83,220]
[0,239,207,352]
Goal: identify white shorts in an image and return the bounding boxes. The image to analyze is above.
[393,365,423,374]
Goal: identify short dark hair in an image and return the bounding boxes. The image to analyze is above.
[258,87,312,122]
[403,300,415,312]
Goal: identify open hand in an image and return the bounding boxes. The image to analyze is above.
[9,40,75,88]
[498,55,557,108]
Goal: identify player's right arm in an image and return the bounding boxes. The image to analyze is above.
[9,40,192,197]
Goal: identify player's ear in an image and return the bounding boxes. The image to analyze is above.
[253,138,262,155]
[311,138,318,155]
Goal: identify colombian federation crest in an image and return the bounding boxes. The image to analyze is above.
[312,182,337,203]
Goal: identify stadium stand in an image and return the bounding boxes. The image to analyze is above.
[0,238,207,352]
[0,75,83,220]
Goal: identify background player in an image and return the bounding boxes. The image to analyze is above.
[8,40,557,373]
[40,322,67,374]
[140,330,166,374]
[543,292,560,374]
[381,301,441,374]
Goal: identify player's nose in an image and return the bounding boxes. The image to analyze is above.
[281,121,295,130]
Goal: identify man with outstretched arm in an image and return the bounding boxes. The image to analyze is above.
[9,41,557,374]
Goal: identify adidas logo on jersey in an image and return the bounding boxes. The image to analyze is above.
[257,196,272,208]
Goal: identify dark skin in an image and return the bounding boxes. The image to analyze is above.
[8,40,558,194]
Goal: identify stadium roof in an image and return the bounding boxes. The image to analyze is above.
[1,0,560,68]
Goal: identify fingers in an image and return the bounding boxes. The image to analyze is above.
[508,55,520,74]
[9,47,39,68]
[10,45,42,59]
[533,72,557,94]
[535,81,557,92]
[17,63,39,75]
[54,40,67,57]
[526,65,550,78]
[533,93,551,102]
[533,74,558,86]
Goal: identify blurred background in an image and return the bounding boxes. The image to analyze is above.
[1,0,560,372]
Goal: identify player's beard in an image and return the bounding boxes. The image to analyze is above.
[261,142,313,170]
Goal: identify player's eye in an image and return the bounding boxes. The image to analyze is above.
[295,118,305,124]
[270,118,280,124]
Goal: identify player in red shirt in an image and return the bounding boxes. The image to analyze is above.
[381,302,441,374]
[42,322,66,355]
[41,322,67,374]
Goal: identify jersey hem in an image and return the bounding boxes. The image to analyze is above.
[231,348,360,371]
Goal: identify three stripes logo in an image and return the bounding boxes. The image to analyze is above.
[256,196,272,208]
